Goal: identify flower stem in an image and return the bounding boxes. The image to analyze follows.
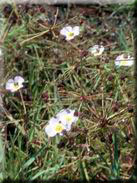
[68,41,81,52]
[19,90,26,115]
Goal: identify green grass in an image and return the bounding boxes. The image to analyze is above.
[0,3,135,180]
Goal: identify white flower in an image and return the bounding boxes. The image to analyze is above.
[45,117,65,137]
[115,54,134,67]
[60,26,80,41]
[45,109,79,137]
[56,109,78,130]
[88,45,104,56]
[5,76,24,92]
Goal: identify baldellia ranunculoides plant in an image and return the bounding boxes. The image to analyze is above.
[45,109,79,137]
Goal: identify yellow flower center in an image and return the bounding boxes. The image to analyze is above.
[67,32,74,38]
[65,115,73,123]
[120,60,128,66]
[55,124,64,133]
[13,82,20,90]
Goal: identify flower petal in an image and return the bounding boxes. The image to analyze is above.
[73,26,80,36]
[60,28,68,36]
[48,117,60,125]
[5,79,14,90]
[65,26,73,32]
[64,124,72,131]
[14,76,24,84]
[45,124,57,137]
[5,83,14,91]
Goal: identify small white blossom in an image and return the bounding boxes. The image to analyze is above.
[88,45,104,56]
[56,109,78,130]
[60,26,80,41]
[5,76,24,92]
[115,54,134,67]
[45,109,79,137]
[45,117,65,137]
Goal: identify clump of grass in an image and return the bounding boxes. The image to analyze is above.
[1,3,135,180]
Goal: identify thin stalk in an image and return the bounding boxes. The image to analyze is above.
[19,90,26,115]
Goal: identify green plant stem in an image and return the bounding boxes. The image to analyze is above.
[19,90,26,115]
